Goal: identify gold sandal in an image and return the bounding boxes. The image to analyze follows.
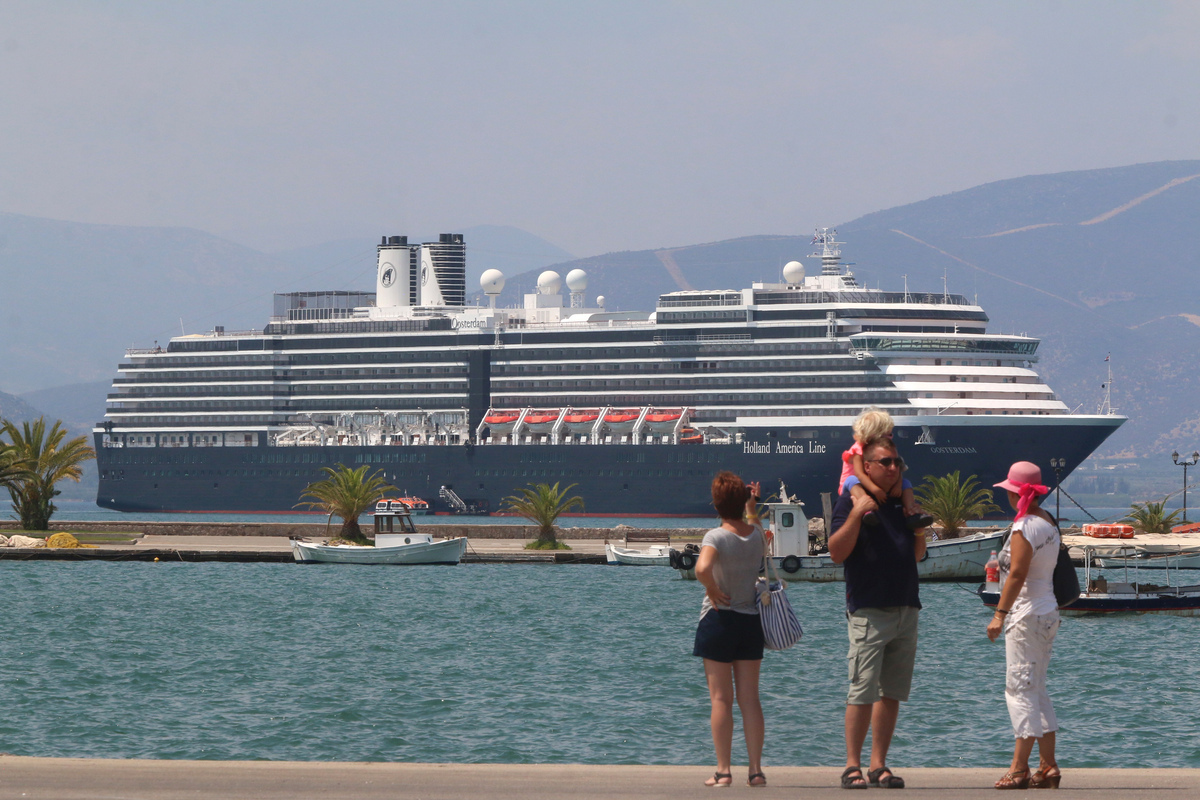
[995,768,1030,790]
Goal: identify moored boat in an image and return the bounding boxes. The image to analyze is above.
[292,504,466,565]
[605,543,673,566]
[979,545,1200,616]
[670,488,1003,581]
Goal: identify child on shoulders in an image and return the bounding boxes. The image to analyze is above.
[839,407,933,531]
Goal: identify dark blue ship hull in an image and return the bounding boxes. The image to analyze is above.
[95,416,1122,517]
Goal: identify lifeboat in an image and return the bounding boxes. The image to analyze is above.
[604,409,640,433]
[679,427,703,444]
[645,410,683,432]
[484,412,520,433]
[563,410,600,433]
[378,497,430,515]
[523,410,561,433]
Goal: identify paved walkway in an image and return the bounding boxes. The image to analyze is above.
[1,758,1196,799]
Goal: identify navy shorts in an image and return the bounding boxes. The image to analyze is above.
[693,609,764,662]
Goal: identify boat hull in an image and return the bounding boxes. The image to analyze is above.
[677,529,1006,581]
[292,537,468,565]
[979,586,1200,616]
[96,416,1121,516]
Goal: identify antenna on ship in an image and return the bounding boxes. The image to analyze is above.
[810,227,843,275]
[902,274,910,304]
[1098,353,1117,415]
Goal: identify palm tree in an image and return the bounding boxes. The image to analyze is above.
[0,437,30,493]
[914,471,1001,538]
[295,463,396,545]
[1,417,96,530]
[1124,499,1181,533]
[501,482,584,548]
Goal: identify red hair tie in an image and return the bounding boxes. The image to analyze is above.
[1014,482,1049,520]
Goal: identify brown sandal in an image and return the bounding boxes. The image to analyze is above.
[747,772,767,787]
[1030,765,1061,789]
[995,768,1030,790]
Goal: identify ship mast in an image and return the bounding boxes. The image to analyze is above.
[810,227,843,275]
[1098,354,1117,415]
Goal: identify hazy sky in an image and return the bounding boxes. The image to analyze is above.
[1,1,1197,256]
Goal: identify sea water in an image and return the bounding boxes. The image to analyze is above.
[2,562,1197,767]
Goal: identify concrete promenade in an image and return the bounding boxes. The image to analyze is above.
[1,758,1196,799]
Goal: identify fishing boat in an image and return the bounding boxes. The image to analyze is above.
[292,504,467,565]
[978,545,1200,616]
[669,484,1004,581]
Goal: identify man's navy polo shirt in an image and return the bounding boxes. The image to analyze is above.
[831,490,922,614]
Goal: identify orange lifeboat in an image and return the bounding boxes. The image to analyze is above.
[484,412,519,433]
[563,411,600,433]
[523,410,561,432]
[679,427,703,444]
[604,409,640,432]
[646,410,683,432]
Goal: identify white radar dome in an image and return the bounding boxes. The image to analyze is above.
[565,268,588,292]
[783,260,805,284]
[537,270,562,294]
[480,269,506,295]
[596,295,606,309]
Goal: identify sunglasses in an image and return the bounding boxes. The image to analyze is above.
[866,457,904,468]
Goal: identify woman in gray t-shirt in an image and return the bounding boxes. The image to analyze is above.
[693,471,768,788]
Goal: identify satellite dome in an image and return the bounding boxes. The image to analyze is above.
[480,269,506,295]
[596,295,606,309]
[537,270,562,294]
[783,260,805,284]
[565,268,588,292]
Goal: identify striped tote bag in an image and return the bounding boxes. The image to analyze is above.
[755,551,802,650]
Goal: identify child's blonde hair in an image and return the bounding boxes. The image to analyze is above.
[852,406,894,443]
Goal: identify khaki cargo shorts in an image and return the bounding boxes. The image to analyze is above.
[846,606,919,705]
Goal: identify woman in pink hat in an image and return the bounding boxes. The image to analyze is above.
[986,461,1062,790]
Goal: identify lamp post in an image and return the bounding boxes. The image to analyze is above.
[1050,458,1066,523]
[1173,451,1200,523]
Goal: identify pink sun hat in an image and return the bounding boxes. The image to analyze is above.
[994,461,1048,494]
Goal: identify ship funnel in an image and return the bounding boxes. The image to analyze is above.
[420,233,466,306]
[377,235,417,308]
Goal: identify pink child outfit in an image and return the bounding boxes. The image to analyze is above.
[838,441,863,494]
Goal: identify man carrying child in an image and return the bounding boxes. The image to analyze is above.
[828,434,926,790]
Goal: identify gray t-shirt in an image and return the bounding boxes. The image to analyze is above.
[698,524,765,618]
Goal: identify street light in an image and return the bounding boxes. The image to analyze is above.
[1050,458,1066,523]
[1173,451,1200,523]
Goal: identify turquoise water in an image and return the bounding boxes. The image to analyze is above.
[3,562,1198,767]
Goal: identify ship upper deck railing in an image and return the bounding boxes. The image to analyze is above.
[656,289,975,309]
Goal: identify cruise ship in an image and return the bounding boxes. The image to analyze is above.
[93,229,1124,516]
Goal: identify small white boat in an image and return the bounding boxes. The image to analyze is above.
[671,486,1003,582]
[605,543,672,566]
[292,505,467,565]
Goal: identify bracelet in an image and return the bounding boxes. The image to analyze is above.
[994,608,1010,615]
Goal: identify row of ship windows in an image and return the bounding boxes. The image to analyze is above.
[103,467,729,482]
[111,391,901,413]
[114,374,885,400]
[127,341,851,371]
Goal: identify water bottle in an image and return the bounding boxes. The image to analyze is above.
[985,550,1000,594]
